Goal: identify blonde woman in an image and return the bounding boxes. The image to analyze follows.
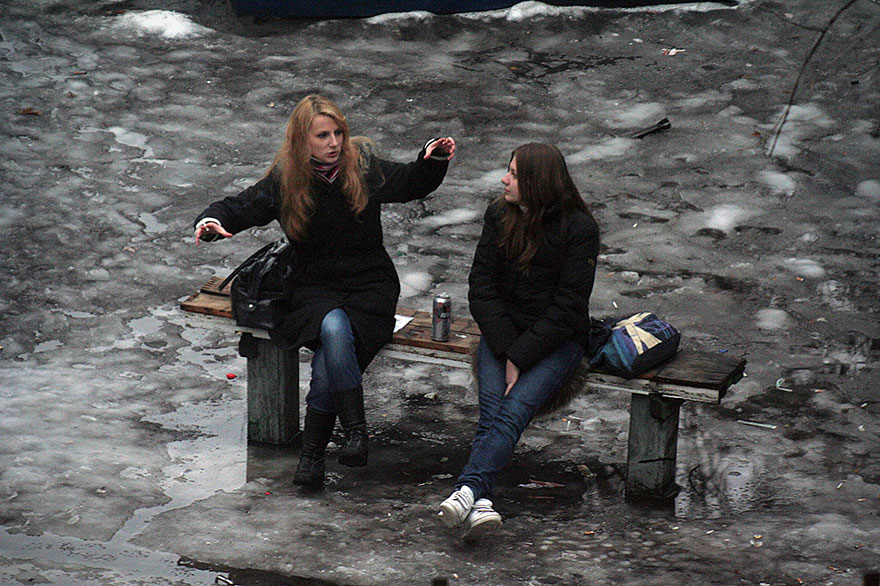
[195,94,455,486]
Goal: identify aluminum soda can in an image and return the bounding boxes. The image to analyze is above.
[431,292,451,342]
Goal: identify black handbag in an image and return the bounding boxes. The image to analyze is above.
[219,240,292,330]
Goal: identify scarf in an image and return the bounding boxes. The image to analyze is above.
[311,158,340,184]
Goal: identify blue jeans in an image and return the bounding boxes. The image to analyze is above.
[455,338,585,501]
[306,308,363,414]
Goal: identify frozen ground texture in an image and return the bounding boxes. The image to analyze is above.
[0,0,878,585]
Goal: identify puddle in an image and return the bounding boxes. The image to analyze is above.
[0,527,220,585]
[179,557,344,585]
[816,333,877,375]
[112,398,247,544]
[674,455,779,519]
[138,211,168,235]
[0,528,338,586]
[129,315,164,337]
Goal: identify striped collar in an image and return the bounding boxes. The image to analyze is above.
[311,158,340,184]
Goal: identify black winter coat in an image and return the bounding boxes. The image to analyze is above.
[468,201,600,372]
[196,146,449,369]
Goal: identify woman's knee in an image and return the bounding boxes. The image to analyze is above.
[320,308,354,345]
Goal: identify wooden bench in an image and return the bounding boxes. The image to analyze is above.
[181,276,746,500]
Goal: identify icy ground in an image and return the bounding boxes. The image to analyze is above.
[0,0,878,585]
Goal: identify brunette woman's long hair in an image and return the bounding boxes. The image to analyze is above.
[270,94,368,241]
[496,143,594,272]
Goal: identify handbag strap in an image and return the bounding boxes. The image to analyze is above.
[218,240,281,291]
[247,241,289,298]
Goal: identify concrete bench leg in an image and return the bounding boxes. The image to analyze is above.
[238,333,300,445]
[625,393,682,499]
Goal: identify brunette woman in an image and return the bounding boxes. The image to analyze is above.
[194,94,455,486]
[438,143,598,539]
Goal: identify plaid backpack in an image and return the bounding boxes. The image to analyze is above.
[588,312,680,378]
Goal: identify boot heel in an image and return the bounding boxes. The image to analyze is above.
[338,427,368,467]
[335,386,369,467]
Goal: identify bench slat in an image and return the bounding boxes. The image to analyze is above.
[200,275,228,295]
[642,350,745,393]
[587,374,722,403]
[181,290,234,319]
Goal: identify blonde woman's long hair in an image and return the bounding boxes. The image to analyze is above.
[271,94,368,241]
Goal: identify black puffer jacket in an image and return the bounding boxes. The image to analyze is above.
[195,145,448,369]
[468,201,600,371]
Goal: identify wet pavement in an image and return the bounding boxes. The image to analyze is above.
[1,0,878,584]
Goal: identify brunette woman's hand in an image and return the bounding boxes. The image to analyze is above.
[194,221,232,245]
[504,359,520,396]
[425,137,456,160]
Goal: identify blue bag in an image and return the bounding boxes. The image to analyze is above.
[588,312,680,378]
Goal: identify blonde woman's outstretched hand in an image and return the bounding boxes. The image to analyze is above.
[194,221,232,246]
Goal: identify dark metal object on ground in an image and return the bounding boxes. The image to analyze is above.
[630,117,671,139]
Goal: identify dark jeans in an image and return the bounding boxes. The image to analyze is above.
[455,338,584,501]
[306,308,363,414]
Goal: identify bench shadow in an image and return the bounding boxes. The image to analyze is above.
[242,417,636,521]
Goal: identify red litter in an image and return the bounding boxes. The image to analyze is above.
[226,373,237,380]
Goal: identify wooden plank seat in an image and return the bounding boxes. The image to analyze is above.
[181,276,746,499]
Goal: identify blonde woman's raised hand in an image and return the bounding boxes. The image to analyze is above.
[425,137,456,161]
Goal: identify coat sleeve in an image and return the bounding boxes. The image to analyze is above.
[467,205,520,357]
[193,174,279,237]
[505,214,599,371]
[369,143,449,204]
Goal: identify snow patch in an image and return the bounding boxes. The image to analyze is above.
[367,2,748,25]
[568,137,633,163]
[420,208,482,228]
[366,11,433,24]
[399,270,433,298]
[113,10,212,39]
[605,102,667,129]
[854,179,880,202]
[764,102,835,159]
[758,170,796,197]
[704,204,752,233]
[781,257,825,279]
[755,308,790,331]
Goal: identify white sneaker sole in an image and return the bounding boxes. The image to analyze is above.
[462,515,502,541]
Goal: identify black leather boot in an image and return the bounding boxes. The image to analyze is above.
[293,408,336,486]
[335,386,369,467]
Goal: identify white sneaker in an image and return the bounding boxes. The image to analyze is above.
[461,498,502,541]
[437,485,475,528]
